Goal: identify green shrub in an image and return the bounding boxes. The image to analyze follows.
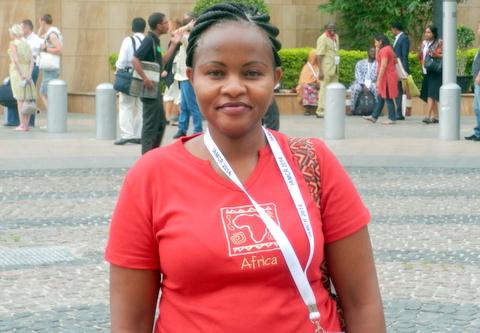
[109,53,118,71]
[277,48,478,90]
[193,0,268,16]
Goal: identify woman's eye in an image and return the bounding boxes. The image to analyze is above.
[245,71,263,78]
[207,70,224,78]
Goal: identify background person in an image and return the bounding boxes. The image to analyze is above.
[418,25,442,124]
[37,14,62,110]
[349,46,377,116]
[315,22,339,118]
[295,49,319,115]
[131,12,180,154]
[172,13,203,139]
[161,19,182,125]
[7,24,36,132]
[106,3,385,332]
[363,34,398,124]
[390,21,410,120]
[465,21,480,142]
[22,19,41,127]
[114,17,146,146]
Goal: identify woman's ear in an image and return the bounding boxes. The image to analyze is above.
[274,67,282,87]
[186,67,193,83]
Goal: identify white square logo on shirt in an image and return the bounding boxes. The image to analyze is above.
[221,203,280,257]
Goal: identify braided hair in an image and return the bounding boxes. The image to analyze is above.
[186,2,282,68]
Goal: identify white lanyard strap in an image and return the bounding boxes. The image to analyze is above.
[203,128,321,328]
[307,62,319,80]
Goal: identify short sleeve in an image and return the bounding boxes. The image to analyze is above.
[105,168,160,269]
[312,139,370,243]
[134,36,153,61]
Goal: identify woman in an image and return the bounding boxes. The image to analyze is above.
[296,49,319,115]
[37,14,62,109]
[418,25,443,124]
[363,34,398,124]
[162,19,182,125]
[106,3,385,332]
[8,24,36,131]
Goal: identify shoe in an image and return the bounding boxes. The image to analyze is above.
[315,114,324,118]
[465,134,480,141]
[114,138,129,145]
[396,116,405,120]
[362,115,377,123]
[431,118,439,124]
[170,121,178,126]
[422,117,431,124]
[381,119,396,125]
[173,131,186,139]
[129,138,141,144]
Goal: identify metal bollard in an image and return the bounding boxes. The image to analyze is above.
[95,83,117,140]
[47,79,68,133]
[325,83,346,140]
[439,83,461,141]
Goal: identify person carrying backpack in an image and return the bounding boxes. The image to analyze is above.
[114,18,146,145]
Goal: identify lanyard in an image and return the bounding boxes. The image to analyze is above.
[204,128,322,331]
[307,62,319,80]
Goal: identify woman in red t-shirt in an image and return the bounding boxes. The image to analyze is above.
[106,4,386,333]
[363,34,399,125]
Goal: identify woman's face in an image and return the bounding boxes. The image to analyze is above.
[424,28,433,40]
[374,39,381,48]
[187,22,282,139]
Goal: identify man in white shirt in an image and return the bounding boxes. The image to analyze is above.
[114,17,146,145]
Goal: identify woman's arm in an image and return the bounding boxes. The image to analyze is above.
[110,264,161,333]
[44,33,62,55]
[325,226,386,333]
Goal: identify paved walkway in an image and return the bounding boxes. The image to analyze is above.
[0,113,479,332]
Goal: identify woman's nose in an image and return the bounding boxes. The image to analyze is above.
[221,75,246,97]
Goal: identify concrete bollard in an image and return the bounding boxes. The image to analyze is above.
[47,79,68,133]
[3,106,7,124]
[325,83,346,140]
[439,83,461,141]
[95,83,117,140]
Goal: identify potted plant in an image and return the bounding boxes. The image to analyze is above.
[456,25,475,93]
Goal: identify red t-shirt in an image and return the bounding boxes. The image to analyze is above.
[105,131,370,333]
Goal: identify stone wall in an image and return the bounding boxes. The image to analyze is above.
[1,0,478,93]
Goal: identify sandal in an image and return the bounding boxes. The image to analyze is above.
[422,117,431,124]
[431,118,439,123]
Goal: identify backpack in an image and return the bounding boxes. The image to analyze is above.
[352,90,376,116]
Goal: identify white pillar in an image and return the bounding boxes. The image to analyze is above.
[325,83,345,140]
[439,0,461,140]
[95,83,117,140]
[47,79,68,133]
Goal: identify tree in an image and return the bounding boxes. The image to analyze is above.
[318,0,433,50]
[193,0,268,16]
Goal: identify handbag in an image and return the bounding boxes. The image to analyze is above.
[129,39,160,99]
[20,81,37,116]
[405,74,420,97]
[288,137,346,331]
[113,68,133,95]
[38,51,60,70]
[395,58,408,80]
[424,55,442,73]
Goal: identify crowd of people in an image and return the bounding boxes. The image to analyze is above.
[1,14,63,131]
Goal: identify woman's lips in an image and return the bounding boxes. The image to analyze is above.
[217,103,252,115]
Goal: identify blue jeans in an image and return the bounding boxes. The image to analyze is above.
[474,84,480,137]
[371,96,396,121]
[178,80,203,134]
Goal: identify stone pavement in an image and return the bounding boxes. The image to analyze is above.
[0,113,479,332]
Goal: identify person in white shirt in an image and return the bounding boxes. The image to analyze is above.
[114,17,146,145]
[21,19,42,127]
